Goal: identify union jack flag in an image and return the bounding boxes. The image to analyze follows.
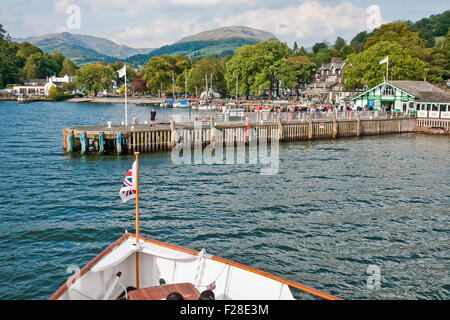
[119,161,136,203]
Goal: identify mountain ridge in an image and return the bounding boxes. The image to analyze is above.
[125,26,278,67]
[13,26,277,67]
[16,32,155,64]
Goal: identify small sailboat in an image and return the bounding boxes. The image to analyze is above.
[50,153,340,301]
[173,100,190,108]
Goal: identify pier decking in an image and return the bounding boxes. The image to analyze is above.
[63,112,421,155]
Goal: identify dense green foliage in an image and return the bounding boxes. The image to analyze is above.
[410,10,450,47]
[75,63,115,96]
[343,21,450,88]
[0,25,71,88]
[140,54,191,96]
[279,56,316,99]
[125,38,259,68]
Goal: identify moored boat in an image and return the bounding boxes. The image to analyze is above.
[173,100,190,108]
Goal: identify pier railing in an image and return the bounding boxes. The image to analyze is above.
[169,111,406,125]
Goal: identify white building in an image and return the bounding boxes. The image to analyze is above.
[304,58,355,104]
[13,75,74,96]
[352,80,450,115]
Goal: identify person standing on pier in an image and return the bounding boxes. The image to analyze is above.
[150,108,156,127]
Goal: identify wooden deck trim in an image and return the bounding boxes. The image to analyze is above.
[49,233,131,300]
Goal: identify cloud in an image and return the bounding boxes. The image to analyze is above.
[113,17,218,48]
[7,0,387,49]
[53,0,71,13]
[214,1,376,46]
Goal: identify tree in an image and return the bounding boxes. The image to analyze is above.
[425,48,448,82]
[279,56,315,100]
[350,31,371,53]
[296,46,309,56]
[52,50,65,70]
[142,57,174,96]
[364,21,426,52]
[16,42,42,62]
[312,41,328,53]
[22,53,61,79]
[225,44,259,99]
[119,83,129,96]
[48,85,59,100]
[293,41,298,53]
[60,58,78,76]
[420,30,436,48]
[0,25,21,87]
[75,63,115,96]
[410,10,450,38]
[334,37,346,51]
[189,56,226,95]
[61,82,77,93]
[130,73,148,95]
[226,39,292,99]
[343,41,429,89]
[339,45,356,60]
[310,47,333,67]
[249,39,291,99]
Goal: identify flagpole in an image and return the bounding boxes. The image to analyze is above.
[386,57,389,82]
[135,151,140,289]
[125,65,128,127]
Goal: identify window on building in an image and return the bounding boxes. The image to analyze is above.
[432,104,438,111]
[416,104,420,111]
[427,104,431,111]
[440,104,446,112]
[383,85,393,96]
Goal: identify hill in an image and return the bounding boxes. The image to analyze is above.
[410,10,450,47]
[18,32,155,64]
[125,26,277,67]
[175,26,275,43]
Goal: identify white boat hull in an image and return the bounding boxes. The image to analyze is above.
[50,233,338,300]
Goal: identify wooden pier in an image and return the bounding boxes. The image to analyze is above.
[63,114,418,155]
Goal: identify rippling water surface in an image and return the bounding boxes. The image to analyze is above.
[0,101,448,300]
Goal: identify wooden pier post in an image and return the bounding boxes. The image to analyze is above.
[210,121,216,144]
[116,132,122,155]
[80,132,87,155]
[66,130,74,152]
[128,133,132,154]
[356,113,361,137]
[277,116,283,141]
[63,129,67,151]
[307,116,313,140]
[170,119,177,149]
[332,115,338,139]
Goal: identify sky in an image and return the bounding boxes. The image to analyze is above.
[1,0,449,49]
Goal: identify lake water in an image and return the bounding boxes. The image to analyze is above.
[0,101,448,300]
